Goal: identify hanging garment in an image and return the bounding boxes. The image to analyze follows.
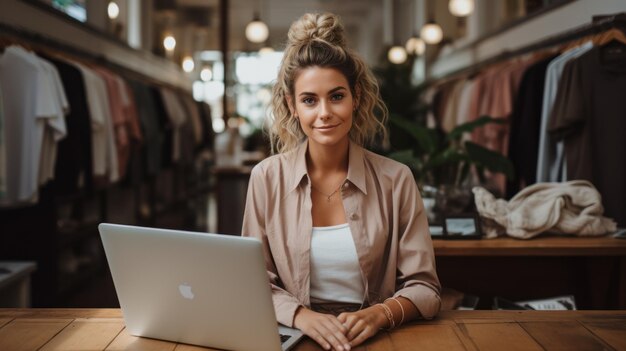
[548,45,626,226]
[536,41,593,184]
[473,180,617,239]
[506,54,558,197]
[43,55,94,195]
[0,46,67,205]
[72,62,119,183]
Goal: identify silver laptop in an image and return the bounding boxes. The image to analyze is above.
[99,223,304,351]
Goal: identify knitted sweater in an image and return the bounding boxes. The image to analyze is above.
[473,180,617,239]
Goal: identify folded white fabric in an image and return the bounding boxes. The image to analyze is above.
[473,180,617,239]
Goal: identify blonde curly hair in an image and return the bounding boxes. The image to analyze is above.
[269,12,388,154]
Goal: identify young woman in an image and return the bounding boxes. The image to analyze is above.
[242,13,441,351]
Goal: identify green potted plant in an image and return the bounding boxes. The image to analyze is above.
[374,55,514,222]
[387,114,514,223]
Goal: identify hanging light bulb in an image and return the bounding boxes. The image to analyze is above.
[388,45,408,64]
[107,1,119,20]
[245,13,269,43]
[405,36,426,55]
[200,67,213,81]
[420,21,443,45]
[182,56,195,73]
[163,35,176,51]
[449,0,474,17]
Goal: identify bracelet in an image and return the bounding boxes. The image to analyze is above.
[385,297,405,326]
[377,303,395,330]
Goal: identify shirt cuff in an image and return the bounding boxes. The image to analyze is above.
[395,284,441,319]
[273,293,303,327]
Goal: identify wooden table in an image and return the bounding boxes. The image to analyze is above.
[0,309,624,350]
[432,235,626,310]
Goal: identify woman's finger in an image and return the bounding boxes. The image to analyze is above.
[308,329,332,350]
[318,320,350,351]
[349,325,375,348]
[346,319,365,341]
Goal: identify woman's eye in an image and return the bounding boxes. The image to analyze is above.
[302,97,315,105]
[331,93,344,101]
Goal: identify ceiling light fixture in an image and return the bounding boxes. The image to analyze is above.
[245,12,269,43]
[163,35,176,51]
[420,0,443,45]
[107,1,119,20]
[449,0,475,17]
[182,56,195,73]
[383,0,407,64]
[405,36,426,55]
[420,21,443,44]
[388,46,408,64]
[200,67,213,81]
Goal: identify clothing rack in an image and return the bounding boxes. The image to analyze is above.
[427,12,626,84]
[0,22,190,91]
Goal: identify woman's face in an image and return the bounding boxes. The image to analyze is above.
[291,66,354,149]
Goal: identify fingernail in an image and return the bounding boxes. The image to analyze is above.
[345,344,351,350]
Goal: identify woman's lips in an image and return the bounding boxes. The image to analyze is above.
[314,124,340,131]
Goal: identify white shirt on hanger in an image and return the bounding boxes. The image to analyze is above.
[0,46,63,205]
[71,62,119,182]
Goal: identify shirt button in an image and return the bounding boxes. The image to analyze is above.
[349,213,358,220]
[343,182,350,189]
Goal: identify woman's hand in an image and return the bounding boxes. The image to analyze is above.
[293,307,352,351]
[337,306,388,348]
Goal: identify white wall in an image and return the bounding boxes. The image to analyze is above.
[429,0,626,79]
[0,0,191,90]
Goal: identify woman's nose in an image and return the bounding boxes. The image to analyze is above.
[319,100,331,120]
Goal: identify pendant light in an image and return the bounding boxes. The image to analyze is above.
[107,1,119,20]
[163,34,176,51]
[245,12,269,43]
[448,0,474,17]
[388,46,408,64]
[405,0,425,56]
[420,0,443,45]
[245,0,269,44]
[405,36,426,55]
[384,0,407,64]
[182,56,195,73]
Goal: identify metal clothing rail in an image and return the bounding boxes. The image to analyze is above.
[0,22,190,92]
[426,12,626,84]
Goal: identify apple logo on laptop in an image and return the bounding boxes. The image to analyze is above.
[179,283,195,299]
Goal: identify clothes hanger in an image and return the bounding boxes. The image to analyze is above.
[593,28,626,46]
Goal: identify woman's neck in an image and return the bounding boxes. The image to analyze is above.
[306,138,349,174]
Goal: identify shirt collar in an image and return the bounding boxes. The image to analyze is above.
[288,139,368,195]
[347,140,367,195]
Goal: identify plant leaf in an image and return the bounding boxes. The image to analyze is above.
[465,141,515,179]
[389,115,437,154]
[448,115,507,141]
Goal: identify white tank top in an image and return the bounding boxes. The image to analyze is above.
[309,223,365,304]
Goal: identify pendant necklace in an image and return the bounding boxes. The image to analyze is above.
[312,179,346,202]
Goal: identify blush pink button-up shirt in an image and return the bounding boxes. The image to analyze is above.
[242,140,441,327]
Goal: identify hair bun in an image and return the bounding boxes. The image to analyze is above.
[287,13,346,48]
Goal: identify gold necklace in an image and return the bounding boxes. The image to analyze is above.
[311,179,346,202]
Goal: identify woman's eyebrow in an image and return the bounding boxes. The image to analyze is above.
[298,86,347,97]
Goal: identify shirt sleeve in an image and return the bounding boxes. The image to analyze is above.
[393,165,442,319]
[242,164,303,327]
